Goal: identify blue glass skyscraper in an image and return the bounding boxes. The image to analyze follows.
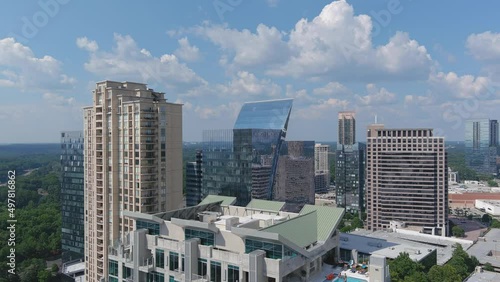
[465,119,499,176]
[202,99,293,206]
[60,131,85,262]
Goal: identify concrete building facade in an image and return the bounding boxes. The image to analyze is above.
[107,196,344,282]
[366,125,448,236]
[338,111,356,146]
[83,81,183,282]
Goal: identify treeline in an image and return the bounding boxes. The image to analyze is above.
[0,155,62,282]
[0,154,59,183]
[448,150,495,181]
[389,244,480,282]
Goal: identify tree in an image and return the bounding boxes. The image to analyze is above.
[351,217,364,229]
[403,271,428,282]
[428,265,461,282]
[452,226,465,237]
[482,214,492,223]
[487,179,499,187]
[483,262,494,271]
[389,252,424,282]
[492,218,500,228]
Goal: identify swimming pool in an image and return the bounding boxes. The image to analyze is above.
[333,277,368,282]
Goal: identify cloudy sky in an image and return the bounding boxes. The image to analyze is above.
[1,0,499,143]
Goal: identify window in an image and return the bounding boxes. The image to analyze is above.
[245,238,283,259]
[136,220,160,235]
[108,277,118,282]
[147,271,165,282]
[228,265,239,282]
[108,260,118,276]
[122,265,132,279]
[198,259,208,277]
[185,228,215,246]
[210,261,221,282]
[156,249,165,268]
[169,252,179,271]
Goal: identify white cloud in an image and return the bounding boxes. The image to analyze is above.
[295,98,350,120]
[79,34,206,89]
[357,84,397,106]
[182,71,281,99]
[466,31,500,62]
[267,0,279,7]
[60,74,77,85]
[194,102,241,120]
[174,37,201,62]
[195,23,289,68]
[217,71,281,97]
[43,92,76,107]
[429,71,491,99]
[76,37,99,52]
[0,37,71,90]
[313,81,350,96]
[194,0,433,82]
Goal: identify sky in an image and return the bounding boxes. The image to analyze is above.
[1,0,499,143]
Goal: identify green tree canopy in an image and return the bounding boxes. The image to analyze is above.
[389,252,424,282]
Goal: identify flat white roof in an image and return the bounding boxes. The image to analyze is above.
[64,261,85,275]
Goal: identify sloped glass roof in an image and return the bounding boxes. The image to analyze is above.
[234,99,293,130]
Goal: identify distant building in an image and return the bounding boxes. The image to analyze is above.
[202,99,293,206]
[335,142,366,212]
[366,126,448,236]
[60,131,85,263]
[335,111,365,213]
[475,199,500,216]
[338,111,356,146]
[465,118,499,176]
[448,167,459,184]
[314,144,330,193]
[108,195,344,282]
[186,150,203,207]
[274,141,315,212]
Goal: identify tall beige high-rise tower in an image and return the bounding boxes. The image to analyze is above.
[366,125,448,236]
[83,81,183,281]
[338,111,356,145]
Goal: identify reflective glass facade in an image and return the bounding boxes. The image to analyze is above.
[465,119,499,175]
[202,99,293,206]
[60,131,85,263]
[336,143,366,212]
[186,150,203,206]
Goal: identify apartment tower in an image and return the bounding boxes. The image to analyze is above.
[366,125,448,236]
[83,81,183,282]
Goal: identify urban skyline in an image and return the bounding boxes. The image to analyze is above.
[1,1,500,143]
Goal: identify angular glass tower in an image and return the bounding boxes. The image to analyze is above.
[60,131,85,263]
[465,119,499,176]
[203,99,293,206]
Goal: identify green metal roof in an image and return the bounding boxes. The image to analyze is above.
[198,195,237,206]
[246,199,285,212]
[261,211,317,248]
[300,205,345,242]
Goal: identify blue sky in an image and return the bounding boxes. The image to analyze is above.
[1,0,499,143]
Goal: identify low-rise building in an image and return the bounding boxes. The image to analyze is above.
[475,200,500,216]
[108,195,344,282]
